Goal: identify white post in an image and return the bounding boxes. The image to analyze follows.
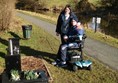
[9,39,13,55]
[92,17,96,23]
[96,17,101,24]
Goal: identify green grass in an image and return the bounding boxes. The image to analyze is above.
[17,10,118,48]
[0,17,118,83]
[85,29,118,48]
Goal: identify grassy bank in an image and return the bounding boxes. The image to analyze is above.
[17,10,118,48]
[17,10,57,24]
[0,16,118,83]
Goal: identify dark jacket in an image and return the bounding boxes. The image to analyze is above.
[67,26,84,43]
[56,11,78,34]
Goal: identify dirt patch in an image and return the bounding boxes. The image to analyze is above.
[21,56,48,76]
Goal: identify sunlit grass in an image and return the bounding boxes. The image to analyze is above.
[0,17,118,83]
[17,10,57,24]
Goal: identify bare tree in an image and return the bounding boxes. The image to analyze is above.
[0,0,16,31]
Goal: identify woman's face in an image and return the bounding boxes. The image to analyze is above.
[65,7,70,14]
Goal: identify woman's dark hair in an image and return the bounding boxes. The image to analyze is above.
[62,4,72,14]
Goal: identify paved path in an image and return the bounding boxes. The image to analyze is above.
[17,12,118,70]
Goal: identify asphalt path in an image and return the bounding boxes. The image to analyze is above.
[17,12,118,71]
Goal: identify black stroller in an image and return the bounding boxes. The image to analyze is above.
[53,34,92,71]
[66,34,92,71]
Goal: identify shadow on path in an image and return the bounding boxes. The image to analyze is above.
[8,31,21,39]
[21,46,56,63]
[20,46,72,71]
[0,37,57,63]
[0,74,1,83]
[0,38,7,59]
[0,38,8,46]
[0,35,72,71]
[0,52,5,59]
[0,31,21,46]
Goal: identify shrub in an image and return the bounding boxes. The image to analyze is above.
[0,0,16,31]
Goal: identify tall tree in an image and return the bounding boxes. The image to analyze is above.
[77,0,96,13]
[101,0,118,15]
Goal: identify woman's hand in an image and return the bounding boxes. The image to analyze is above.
[77,22,83,29]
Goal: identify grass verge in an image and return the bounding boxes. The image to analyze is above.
[85,29,118,48]
[17,10,57,24]
[0,17,118,83]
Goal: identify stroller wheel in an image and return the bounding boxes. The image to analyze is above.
[73,65,78,71]
[81,41,85,48]
[81,43,84,48]
[87,65,92,71]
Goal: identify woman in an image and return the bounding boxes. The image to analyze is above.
[56,4,78,44]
